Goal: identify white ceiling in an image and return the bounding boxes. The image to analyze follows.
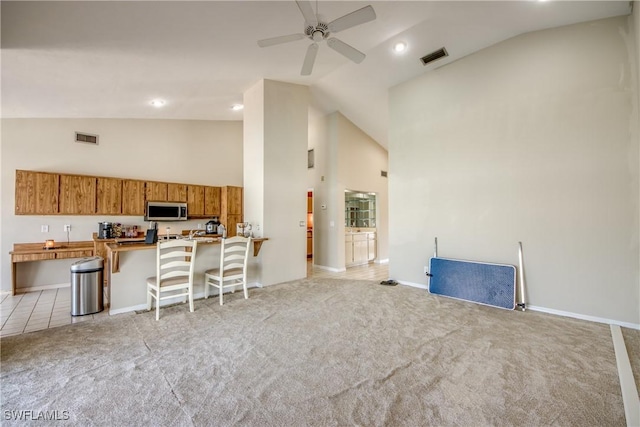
[1,1,631,148]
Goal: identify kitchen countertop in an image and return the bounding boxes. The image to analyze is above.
[105,237,268,274]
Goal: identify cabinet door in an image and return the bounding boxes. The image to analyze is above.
[187,185,205,217]
[204,186,221,216]
[225,214,243,237]
[367,234,377,261]
[59,174,96,214]
[345,241,353,265]
[223,186,243,214]
[96,177,122,215]
[221,186,242,235]
[353,236,368,264]
[15,170,59,215]
[168,183,187,202]
[146,181,168,201]
[122,180,146,215]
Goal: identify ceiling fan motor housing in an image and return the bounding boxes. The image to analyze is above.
[306,22,329,41]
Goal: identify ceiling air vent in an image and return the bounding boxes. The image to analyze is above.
[381,170,388,178]
[420,47,448,66]
[75,132,99,145]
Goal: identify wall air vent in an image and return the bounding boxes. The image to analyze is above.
[420,47,448,66]
[75,132,99,145]
[381,170,388,178]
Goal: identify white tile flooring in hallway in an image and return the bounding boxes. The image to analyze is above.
[307,260,389,282]
[0,261,389,338]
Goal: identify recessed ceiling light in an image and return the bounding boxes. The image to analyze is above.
[150,99,166,108]
[231,104,244,111]
[393,42,407,53]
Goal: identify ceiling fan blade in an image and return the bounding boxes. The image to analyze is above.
[295,0,317,26]
[301,43,319,76]
[257,33,305,48]
[327,38,365,64]
[327,5,376,33]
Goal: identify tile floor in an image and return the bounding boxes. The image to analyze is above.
[0,288,109,338]
[0,261,389,338]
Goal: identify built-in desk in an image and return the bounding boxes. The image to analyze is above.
[9,241,95,295]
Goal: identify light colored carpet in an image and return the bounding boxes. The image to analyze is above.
[0,277,628,426]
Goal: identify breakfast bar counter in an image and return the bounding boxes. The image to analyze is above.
[105,237,267,273]
[104,237,267,314]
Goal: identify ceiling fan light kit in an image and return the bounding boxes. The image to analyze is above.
[257,0,376,76]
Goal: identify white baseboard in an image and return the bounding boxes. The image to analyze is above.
[17,283,70,293]
[376,258,389,264]
[397,280,428,290]
[109,283,263,316]
[109,303,149,316]
[395,283,639,330]
[312,264,346,273]
[610,325,640,427]
[528,305,640,330]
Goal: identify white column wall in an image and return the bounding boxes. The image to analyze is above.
[244,80,309,286]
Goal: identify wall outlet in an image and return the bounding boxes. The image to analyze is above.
[424,266,429,275]
[197,223,202,229]
[41,225,48,233]
[64,224,71,232]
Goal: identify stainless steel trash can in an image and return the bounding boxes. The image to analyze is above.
[70,256,104,316]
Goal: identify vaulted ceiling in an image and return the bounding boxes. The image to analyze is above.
[1,1,631,148]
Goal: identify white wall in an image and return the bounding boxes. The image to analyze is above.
[1,118,243,292]
[336,113,389,265]
[389,16,639,326]
[244,80,309,286]
[308,110,389,271]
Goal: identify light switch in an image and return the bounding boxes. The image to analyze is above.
[299,221,305,227]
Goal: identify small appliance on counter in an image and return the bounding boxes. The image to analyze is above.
[145,221,158,244]
[205,217,220,234]
[98,222,114,239]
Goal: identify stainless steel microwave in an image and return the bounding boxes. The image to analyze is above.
[145,201,188,221]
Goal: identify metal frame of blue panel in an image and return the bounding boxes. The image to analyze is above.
[428,257,516,310]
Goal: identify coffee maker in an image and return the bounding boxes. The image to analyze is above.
[98,222,114,239]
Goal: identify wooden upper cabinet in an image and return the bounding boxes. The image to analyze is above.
[168,183,187,202]
[14,170,240,219]
[96,177,122,215]
[187,185,205,217]
[122,180,145,216]
[220,186,242,233]
[223,186,243,215]
[145,181,168,201]
[204,186,221,216]
[59,174,97,215]
[15,170,59,215]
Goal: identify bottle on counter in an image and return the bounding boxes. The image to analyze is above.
[218,224,226,239]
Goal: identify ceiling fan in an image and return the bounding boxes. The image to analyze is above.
[257,0,376,76]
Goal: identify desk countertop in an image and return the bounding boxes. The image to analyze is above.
[10,241,95,256]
